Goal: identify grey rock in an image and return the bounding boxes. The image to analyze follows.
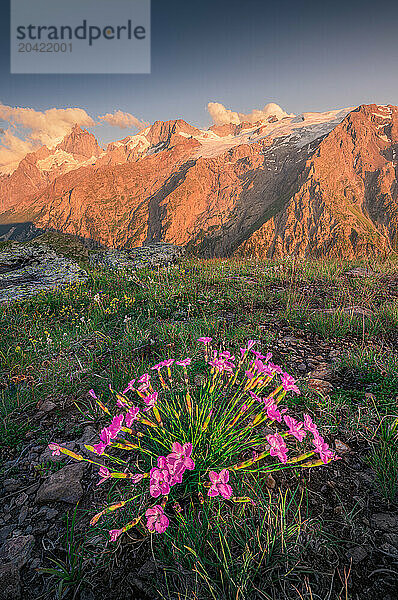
[0,525,14,545]
[17,507,28,526]
[345,545,368,564]
[371,513,398,532]
[3,479,21,493]
[0,562,21,600]
[37,399,56,415]
[24,483,39,495]
[35,463,85,504]
[89,242,184,272]
[0,243,87,304]
[1,535,35,568]
[13,493,28,508]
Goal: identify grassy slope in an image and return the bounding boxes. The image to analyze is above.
[1,253,398,599]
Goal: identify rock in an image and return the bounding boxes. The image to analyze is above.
[383,533,398,549]
[76,426,98,455]
[24,483,39,496]
[3,479,22,493]
[35,463,85,504]
[0,525,14,545]
[13,493,28,508]
[345,545,368,564]
[380,542,398,558]
[0,562,21,600]
[307,378,333,394]
[308,363,332,380]
[89,243,185,272]
[36,399,56,415]
[1,535,35,568]
[371,513,398,532]
[17,507,28,526]
[334,440,351,453]
[265,474,276,489]
[345,267,375,278]
[0,244,87,303]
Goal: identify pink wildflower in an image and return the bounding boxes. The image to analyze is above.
[149,466,171,497]
[312,434,339,464]
[303,414,319,436]
[266,401,287,423]
[281,373,301,395]
[122,379,136,394]
[245,370,255,379]
[130,473,145,484]
[246,340,258,350]
[88,389,98,400]
[151,362,164,372]
[138,373,150,385]
[167,442,195,472]
[252,351,272,362]
[92,442,107,455]
[263,365,276,378]
[176,358,192,367]
[125,406,140,427]
[163,359,174,368]
[145,505,169,533]
[159,455,185,485]
[283,415,306,441]
[48,443,61,456]
[109,529,122,542]
[197,337,212,344]
[108,414,124,439]
[249,391,263,403]
[220,351,235,361]
[143,392,159,412]
[267,363,283,375]
[100,427,112,444]
[92,426,113,454]
[208,469,233,499]
[266,433,288,463]
[209,352,235,373]
[97,466,111,485]
[254,359,266,373]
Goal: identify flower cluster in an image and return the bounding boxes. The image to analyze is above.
[49,337,340,543]
[150,442,195,498]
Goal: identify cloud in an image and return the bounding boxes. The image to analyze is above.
[208,101,295,125]
[0,104,95,174]
[98,110,149,130]
[0,128,38,174]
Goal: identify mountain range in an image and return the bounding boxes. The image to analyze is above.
[1,103,397,258]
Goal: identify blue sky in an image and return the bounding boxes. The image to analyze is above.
[1,0,398,148]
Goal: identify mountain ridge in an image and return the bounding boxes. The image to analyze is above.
[1,103,397,258]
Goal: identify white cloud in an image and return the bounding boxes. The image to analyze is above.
[208,101,295,125]
[98,110,149,130]
[0,104,95,174]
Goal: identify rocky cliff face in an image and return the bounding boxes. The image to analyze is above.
[1,104,397,258]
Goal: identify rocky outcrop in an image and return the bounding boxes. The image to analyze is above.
[0,244,87,302]
[90,242,184,270]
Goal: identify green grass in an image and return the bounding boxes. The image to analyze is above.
[1,252,398,598]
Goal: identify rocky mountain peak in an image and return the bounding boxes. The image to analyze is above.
[56,125,102,158]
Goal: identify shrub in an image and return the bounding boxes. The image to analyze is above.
[49,338,340,541]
